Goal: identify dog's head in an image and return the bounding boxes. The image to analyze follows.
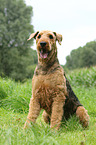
[28,30,62,63]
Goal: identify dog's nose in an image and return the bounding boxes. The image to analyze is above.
[40,41,46,47]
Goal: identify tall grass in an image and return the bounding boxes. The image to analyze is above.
[66,66,96,87]
[0,66,96,145]
[0,77,32,113]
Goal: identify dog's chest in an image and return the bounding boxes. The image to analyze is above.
[32,70,67,112]
[32,69,66,92]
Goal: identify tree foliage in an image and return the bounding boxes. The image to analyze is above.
[65,40,96,70]
[0,0,37,81]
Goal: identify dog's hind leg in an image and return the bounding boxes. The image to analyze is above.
[76,106,89,128]
[42,110,50,124]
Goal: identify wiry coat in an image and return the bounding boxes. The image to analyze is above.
[24,30,89,130]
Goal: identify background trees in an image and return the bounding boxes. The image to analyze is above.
[0,0,96,80]
[0,0,37,81]
[65,40,96,70]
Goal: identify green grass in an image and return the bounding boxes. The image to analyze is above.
[0,66,96,145]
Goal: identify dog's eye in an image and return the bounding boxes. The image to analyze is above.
[38,35,41,39]
[49,35,53,39]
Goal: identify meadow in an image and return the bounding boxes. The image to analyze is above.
[0,66,96,145]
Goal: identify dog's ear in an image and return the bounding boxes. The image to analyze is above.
[27,31,39,41]
[53,32,62,45]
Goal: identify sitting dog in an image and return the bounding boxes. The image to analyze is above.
[24,30,89,130]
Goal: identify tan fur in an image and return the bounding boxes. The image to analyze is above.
[25,67,67,129]
[76,106,89,127]
[24,30,89,130]
[42,110,50,124]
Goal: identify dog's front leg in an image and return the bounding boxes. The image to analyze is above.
[24,97,40,128]
[50,96,65,130]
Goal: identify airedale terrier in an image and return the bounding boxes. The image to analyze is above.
[24,30,89,130]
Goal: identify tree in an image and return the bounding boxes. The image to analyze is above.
[80,45,96,68]
[65,40,96,69]
[65,47,82,69]
[0,0,37,81]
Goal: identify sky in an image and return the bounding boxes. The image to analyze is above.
[25,0,96,65]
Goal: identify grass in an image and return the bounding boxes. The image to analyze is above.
[0,66,96,145]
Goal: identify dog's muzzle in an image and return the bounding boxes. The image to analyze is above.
[39,41,50,59]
